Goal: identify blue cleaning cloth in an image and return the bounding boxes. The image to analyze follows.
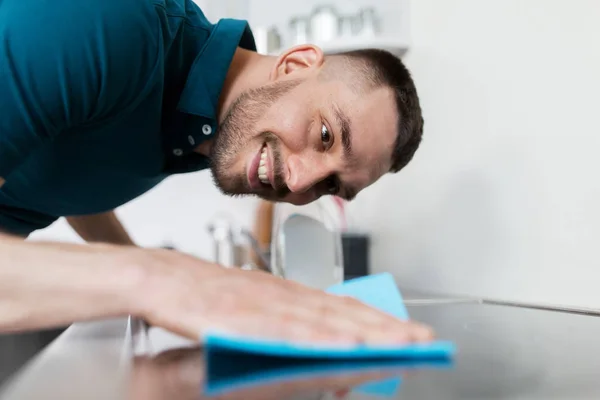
[325,272,410,320]
[203,272,456,360]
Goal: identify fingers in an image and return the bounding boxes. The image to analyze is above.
[152,261,437,348]
[280,289,435,345]
[413,322,436,342]
[262,277,435,343]
[196,291,435,347]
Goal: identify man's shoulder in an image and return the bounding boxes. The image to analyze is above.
[1,0,161,39]
[1,0,154,18]
[151,0,213,28]
[1,0,213,43]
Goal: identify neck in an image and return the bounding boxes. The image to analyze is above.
[218,48,274,122]
[194,48,274,157]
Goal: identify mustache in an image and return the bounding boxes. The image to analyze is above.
[265,133,290,198]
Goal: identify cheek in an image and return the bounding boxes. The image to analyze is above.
[264,95,314,150]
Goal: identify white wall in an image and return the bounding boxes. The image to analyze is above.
[346,0,600,308]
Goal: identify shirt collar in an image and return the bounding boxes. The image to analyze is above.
[176,18,256,119]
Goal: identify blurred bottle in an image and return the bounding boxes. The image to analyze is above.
[254,26,282,54]
[337,15,355,39]
[289,16,310,45]
[356,7,380,37]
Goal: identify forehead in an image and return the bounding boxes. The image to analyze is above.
[329,84,398,191]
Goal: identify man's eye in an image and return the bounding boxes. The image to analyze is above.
[321,124,332,146]
[324,175,340,195]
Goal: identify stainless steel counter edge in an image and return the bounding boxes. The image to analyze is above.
[0,317,140,400]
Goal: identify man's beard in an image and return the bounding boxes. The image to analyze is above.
[209,80,300,200]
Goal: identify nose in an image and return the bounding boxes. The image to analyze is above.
[285,154,330,194]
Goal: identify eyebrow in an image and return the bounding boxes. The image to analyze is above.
[332,103,353,162]
[331,103,356,201]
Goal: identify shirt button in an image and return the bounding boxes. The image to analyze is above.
[202,124,212,135]
[188,135,196,145]
[173,148,183,156]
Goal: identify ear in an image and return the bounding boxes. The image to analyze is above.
[270,44,324,81]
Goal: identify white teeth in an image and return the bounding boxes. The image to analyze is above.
[258,146,269,184]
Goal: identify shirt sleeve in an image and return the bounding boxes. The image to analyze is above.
[0,0,161,179]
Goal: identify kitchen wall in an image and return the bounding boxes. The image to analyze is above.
[345,0,600,308]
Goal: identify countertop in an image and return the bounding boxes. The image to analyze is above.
[2,289,600,400]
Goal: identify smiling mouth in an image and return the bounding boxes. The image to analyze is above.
[258,144,269,185]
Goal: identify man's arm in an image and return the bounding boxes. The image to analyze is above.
[0,231,434,343]
[0,233,142,332]
[66,211,135,246]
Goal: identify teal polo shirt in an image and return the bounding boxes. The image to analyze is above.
[0,0,256,236]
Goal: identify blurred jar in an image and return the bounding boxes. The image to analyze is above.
[270,198,345,287]
[309,4,339,42]
[289,16,310,45]
[357,7,380,37]
[253,26,282,54]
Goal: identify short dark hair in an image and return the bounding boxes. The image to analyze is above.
[337,49,424,173]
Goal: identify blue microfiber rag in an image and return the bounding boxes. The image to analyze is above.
[203,272,456,360]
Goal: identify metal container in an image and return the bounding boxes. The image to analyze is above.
[337,15,354,38]
[207,215,272,272]
[207,216,239,267]
[253,26,282,54]
[309,4,339,43]
[356,7,380,37]
[289,16,310,45]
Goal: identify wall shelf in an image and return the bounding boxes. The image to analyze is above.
[269,36,410,57]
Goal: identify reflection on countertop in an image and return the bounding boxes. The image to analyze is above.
[128,346,442,400]
[0,317,443,400]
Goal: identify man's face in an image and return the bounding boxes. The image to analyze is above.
[210,58,398,205]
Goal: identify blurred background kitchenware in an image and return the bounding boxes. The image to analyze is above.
[283,4,383,50]
[207,214,271,272]
[341,232,371,281]
[337,14,358,39]
[251,201,274,270]
[289,16,310,46]
[270,199,345,289]
[309,4,339,43]
[356,7,380,37]
[253,25,282,54]
[276,213,343,289]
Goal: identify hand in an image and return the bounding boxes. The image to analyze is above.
[128,346,405,400]
[132,249,435,345]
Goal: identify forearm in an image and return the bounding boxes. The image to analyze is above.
[66,211,135,246]
[0,233,144,333]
